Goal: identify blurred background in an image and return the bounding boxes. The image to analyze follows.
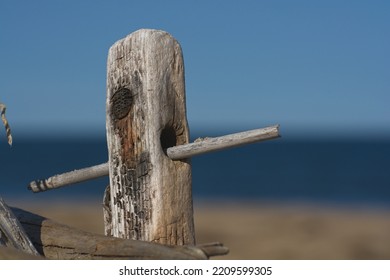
[1,1,389,259]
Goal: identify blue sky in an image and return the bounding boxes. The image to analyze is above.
[1,1,389,139]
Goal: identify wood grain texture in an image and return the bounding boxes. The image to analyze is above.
[167,125,280,160]
[10,208,228,260]
[0,197,39,256]
[105,29,194,245]
[28,163,108,192]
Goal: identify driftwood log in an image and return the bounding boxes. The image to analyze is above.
[7,207,227,260]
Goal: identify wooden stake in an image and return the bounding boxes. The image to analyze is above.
[27,124,280,192]
[105,29,194,245]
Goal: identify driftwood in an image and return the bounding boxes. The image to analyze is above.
[0,197,39,256]
[105,29,195,245]
[28,163,108,193]
[28,125,280,193]
[10,207,228,260]
[167,125,280,160]
[8,29,281,259]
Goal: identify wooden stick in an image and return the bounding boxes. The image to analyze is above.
[28,124,280,193]
[167,124,280,160]
[28,163,108,192]
[0,196,40,256]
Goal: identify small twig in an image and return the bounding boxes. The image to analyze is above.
[196,242,229,258]
[0,102,12,146]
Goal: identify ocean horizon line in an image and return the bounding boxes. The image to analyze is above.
[5,128,390,143]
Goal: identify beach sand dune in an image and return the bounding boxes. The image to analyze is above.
[15,200,390,260]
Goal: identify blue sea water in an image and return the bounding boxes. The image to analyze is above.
[1,133,390,208]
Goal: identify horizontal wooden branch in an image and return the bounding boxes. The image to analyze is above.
[28,163,108,193]
[167,124,280,160]
[28,124,280,193]
[10,207,228,260]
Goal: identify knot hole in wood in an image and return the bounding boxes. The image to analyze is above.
[160,126,177,156]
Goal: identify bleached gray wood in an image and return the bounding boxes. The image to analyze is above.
[12,207,228,259]
[0,197,39,256]
[105,29,195,245]
[28,125,280,193]
[167,125,280,160]
[28,162,108,192]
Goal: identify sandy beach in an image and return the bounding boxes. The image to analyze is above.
[9,198,390,260]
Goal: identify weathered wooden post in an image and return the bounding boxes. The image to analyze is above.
[25,29,279,259]
[104,29,194,245]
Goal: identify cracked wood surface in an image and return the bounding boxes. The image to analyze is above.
[105,29,194,245]
[0,197,39,256]
[8,208,227,260]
